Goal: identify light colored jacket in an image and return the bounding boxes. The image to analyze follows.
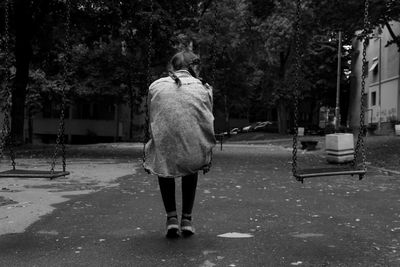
[143,70,216,178]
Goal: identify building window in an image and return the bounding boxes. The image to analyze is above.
[369,58,379,82]
[92,103,115,120]
[77,103,91,119]
[71,101,115,120]
[371,92,376,106]
[42,101,69,119]
[369,60,378,74]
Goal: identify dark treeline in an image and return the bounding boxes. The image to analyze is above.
[1,0,399,142]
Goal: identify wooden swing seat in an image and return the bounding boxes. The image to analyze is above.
[0,169,70,179]
[294,166,366,181]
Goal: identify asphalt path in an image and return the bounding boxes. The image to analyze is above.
[1,144,400,266]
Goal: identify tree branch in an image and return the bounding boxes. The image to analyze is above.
[200,0,214,17]
[385,21,400,50]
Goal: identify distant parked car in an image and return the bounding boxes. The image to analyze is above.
[242,122,261,132]
[254,121,273,131]
[230,128,240,135]
[217,131,232,137]
[253,121,278,133]
[304,125,325,136]
[242,125,252,132]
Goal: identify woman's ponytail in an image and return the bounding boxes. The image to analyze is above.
[168,51,201,87]
[169,71,182,87]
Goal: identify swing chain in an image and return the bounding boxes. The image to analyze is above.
[51,0,70,173]
[1,0,16,169]
[211,1,220,86]
[0,0,10,158]
[292,0,301,180]
[353,0,369,169]
[142,0,154,165]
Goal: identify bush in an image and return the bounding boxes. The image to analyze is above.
[322,125,353,134]
[324,124,335,134]
[338,125,353,133]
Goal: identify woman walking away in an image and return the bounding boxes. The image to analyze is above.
[143,50,216,238]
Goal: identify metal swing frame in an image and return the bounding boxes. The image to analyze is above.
[291,0,369,183]
[0,0,71,179]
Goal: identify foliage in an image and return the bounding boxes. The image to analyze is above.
[195,0,259,119]
[1,0,400,140]
[25,68,66,115]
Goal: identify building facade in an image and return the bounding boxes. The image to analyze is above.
[25,100,145,144]
[349,21,400,131]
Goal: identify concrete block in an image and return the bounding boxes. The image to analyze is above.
[395,124,400,136]
[298,127,304,136]
[325,133,354,163]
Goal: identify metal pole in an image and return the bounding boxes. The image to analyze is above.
[378,37,382,131]
[335,31,342,131]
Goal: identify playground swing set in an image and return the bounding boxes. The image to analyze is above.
[0,0,372,182]
[0,0,70,179]
[291,0,369,183]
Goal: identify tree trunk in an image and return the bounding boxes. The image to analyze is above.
[385,22,400,50]
[12,0,33,144]
[277,100,288,134]
[224,94,230,136]
[114,103,120,142]
[128,84,134,140]
[310,98,316,125]
[312,102,320,126]
[27,108,33,144]
[276,47,291,135]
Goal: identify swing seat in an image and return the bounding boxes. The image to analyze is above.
[0,169,70,179]
[294,166,366,181]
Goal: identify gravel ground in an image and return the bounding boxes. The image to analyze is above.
[1,139,400,266]
[3,133,399,171]
[226,133,400,172]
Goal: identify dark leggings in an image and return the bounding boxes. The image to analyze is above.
[158,173,198,216]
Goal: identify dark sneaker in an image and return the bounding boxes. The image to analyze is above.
[180,218,195,237]
[166,217,180,238]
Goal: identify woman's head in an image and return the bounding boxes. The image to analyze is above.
[169,51,201,78]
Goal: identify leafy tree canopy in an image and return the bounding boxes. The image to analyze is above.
[1,0,400,140]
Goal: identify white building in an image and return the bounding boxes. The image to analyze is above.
[349,21,400,132]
